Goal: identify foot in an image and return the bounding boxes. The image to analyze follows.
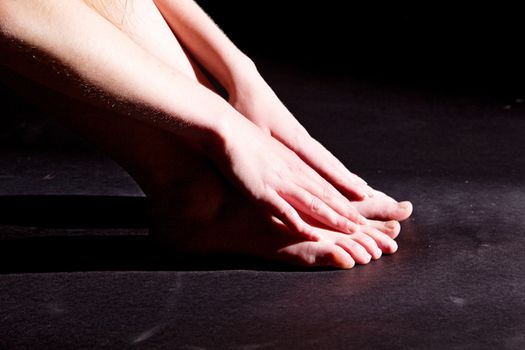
[352,190,413,222]
[148,164,400,269]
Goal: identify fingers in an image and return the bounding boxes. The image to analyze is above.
[266,186,363,241]
[314,141,374,198]
[351,190,413,222]
[263,146,367,237]
[279,184,365,234]
[296,168,368,225]
[295,136,374,200]
[265,191,321,241]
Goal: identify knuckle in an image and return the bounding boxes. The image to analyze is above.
[291,127,307,149]
[302,245,317,265]
[310,197,322,212]
[321,183,334,202]
[346,206,358,219]
[281,205,296,220]
[296,223,313,237]
[336,216,349,229]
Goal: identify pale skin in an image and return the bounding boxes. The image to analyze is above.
[0,0,412,268]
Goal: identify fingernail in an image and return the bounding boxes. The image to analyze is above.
[399,201,411,209]
[358,188,368,198]
[367,186,375,197]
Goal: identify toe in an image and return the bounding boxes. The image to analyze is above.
[396,201,413,220]
[312,243,355,269]
[349,232,382,260]
[353,191,413,221]
[335,237,372,265]
[280,242,355,269]
[369,219,400,239]
[361,226,398,254]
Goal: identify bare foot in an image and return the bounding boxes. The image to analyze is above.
[352,190,413,222]
[3,69,402,270]
[148,163,400,269]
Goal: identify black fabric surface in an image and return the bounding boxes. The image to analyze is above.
[1,62,525,349]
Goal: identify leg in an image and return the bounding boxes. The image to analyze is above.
[0,0,399,268]
[105,0,412,223]
[3,66,401,268]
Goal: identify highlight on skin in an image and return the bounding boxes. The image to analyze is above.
[83,0,131,29]
[0,0,413,269]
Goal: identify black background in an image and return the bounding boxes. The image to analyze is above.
[197,1,525,96]
[2,3,525,349]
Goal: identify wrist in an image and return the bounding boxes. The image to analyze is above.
[226,55,265,101]
[201,107,246,161]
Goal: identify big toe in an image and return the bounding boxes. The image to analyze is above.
[353,191,413,221]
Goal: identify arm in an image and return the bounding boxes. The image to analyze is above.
[152,0,256,97]
[153,0,373,199]
[0,0,232,148]
[0,0,366,239]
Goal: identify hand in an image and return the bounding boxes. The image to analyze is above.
[229,75,374,201]
[210,117,368,241]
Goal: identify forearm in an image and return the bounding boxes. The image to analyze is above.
[0,0,241,149]
[153,0,261,96]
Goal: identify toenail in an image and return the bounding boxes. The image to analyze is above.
[344,257,355,269]
[399,201,411,209]
[386,220,398,229]
[390,241,399,253]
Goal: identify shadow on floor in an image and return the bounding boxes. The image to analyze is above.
[0,195,148,228]
[0,195,324,273]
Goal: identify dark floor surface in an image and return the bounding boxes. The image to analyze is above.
[1,61,525,349]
